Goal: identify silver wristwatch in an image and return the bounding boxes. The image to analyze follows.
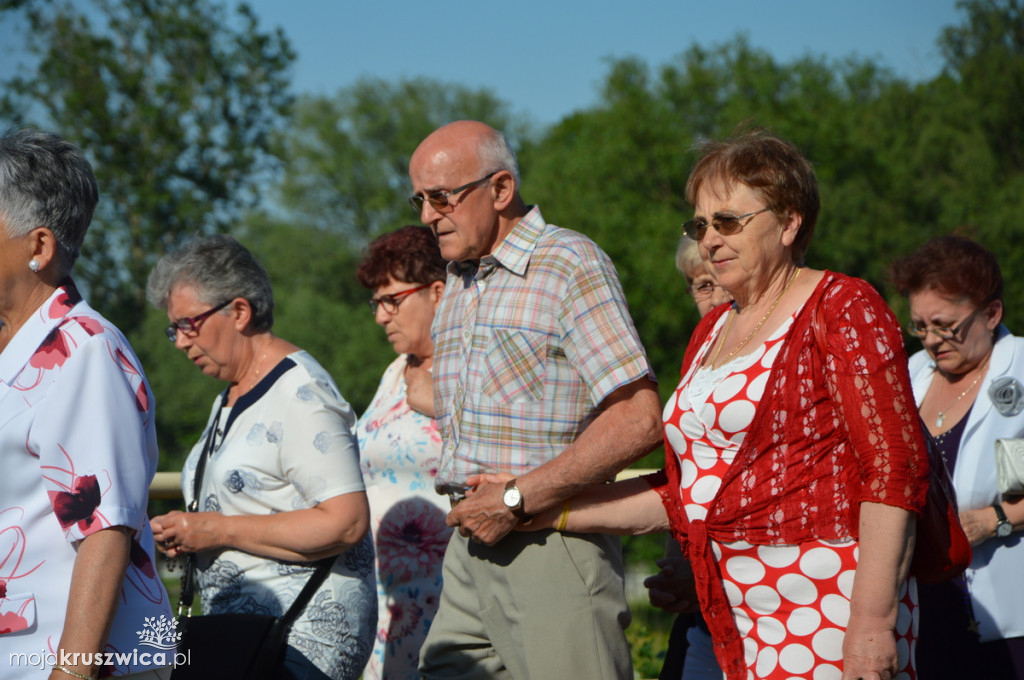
[502,479,531,521]
[993,503,1012,538]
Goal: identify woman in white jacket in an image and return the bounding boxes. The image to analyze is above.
[892,234,1024,679]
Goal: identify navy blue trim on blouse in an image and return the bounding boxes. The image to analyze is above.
[219,356,297,438]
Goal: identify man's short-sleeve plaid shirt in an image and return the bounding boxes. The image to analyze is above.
[430,206,654,492]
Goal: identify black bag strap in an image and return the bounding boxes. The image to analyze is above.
[178,391,227,616]
[178,389,334,626]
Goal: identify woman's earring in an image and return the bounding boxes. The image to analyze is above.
[29,259,40,273]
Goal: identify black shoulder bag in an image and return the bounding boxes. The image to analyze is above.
[172,397,334,679]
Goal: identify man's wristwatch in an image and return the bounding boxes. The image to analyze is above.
[993,503,1013,538]
[503,479,532,522]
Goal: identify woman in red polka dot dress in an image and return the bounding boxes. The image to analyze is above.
[482,131,931,680]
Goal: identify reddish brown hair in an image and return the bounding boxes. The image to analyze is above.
[356,225,447,290]
[889,234,1002,307]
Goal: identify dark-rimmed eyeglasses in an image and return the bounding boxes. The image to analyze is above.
[165,300,232,342]
[682,207,772,242]
[408,172,497,214]
[907,308,981,340]
[368,283,431,315]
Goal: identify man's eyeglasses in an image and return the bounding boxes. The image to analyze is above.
[368,283,431,315]
[688,280,722,300]
[165,300,232,342]
[408,172,497,213]
[907,309,981,340]
[682,207,772,242]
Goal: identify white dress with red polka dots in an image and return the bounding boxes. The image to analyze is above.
[664,312,917,680]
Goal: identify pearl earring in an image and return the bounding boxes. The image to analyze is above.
[29,259,41,273]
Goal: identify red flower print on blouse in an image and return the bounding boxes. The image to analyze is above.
[48,290,74,319]
[387,598,424,639]
[0,580,6,598]
[0,610,29,635]
[129,538,156,579]
[46,280,83,318]
[134,383,149,413]
[74,315,103,336]
[51,474,102,531]
[376,497,452,584]
[30,328,71,370]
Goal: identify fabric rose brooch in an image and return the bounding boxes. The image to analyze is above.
[989,377,1024,417]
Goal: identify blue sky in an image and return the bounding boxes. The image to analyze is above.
[0,1,963,126]
[242,0,963,125]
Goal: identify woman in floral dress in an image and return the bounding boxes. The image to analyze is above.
[356,226,452,680]
[480,131,929,680]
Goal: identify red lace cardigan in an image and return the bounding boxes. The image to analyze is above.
[647,271,929,679]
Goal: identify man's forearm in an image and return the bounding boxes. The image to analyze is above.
[516,376,662,515]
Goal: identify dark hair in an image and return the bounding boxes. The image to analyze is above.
[889,234,1002,307]
[146,234,275,332]
[356,225,447,290]
[685,130,819,261]
[0,128,98,274]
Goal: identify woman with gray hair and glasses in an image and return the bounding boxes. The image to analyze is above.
[147,234,375,680]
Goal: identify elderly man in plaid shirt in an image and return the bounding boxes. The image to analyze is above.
[408,120,662,680]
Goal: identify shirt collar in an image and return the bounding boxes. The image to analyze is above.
[448,205,546,280]
[0,280,84,384]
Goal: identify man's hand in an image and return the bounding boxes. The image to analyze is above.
[448,473,517,545]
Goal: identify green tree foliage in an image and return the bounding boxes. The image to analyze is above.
[0,0,295,332]
[940,0,1024,173]
[273,79,533,246]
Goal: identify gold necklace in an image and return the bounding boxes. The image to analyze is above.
[247,347,269,393]
[934,359,987,428]
[709,268,802,367]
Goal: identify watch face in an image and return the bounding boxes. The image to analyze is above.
[997,521,1013,538]
[503,487,522,508]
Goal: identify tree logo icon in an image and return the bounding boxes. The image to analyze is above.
[137,615,181,650]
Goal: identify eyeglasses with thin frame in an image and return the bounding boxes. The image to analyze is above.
[408,172,497,214]
[907,308,981,340]
[164,300,232,342]
[368,283,431,315]
[688,280,723,300]
[682,207,772,242]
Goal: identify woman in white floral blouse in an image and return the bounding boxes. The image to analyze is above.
[0,129,172,680]
[148,234,375,680]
